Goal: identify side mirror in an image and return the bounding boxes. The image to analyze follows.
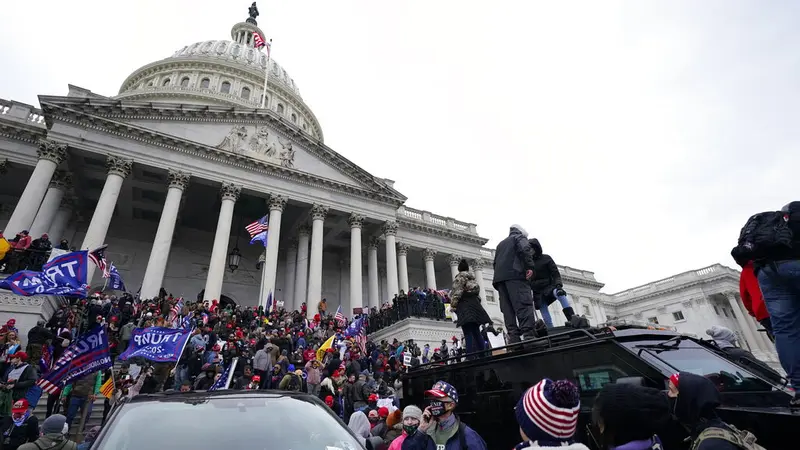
[615,376,645,386]
[365,436,386,450]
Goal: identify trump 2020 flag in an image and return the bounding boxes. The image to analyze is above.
[0,250,89,297]
[118,326,192,363]
[36,325,112,394]
[108,263,126,291]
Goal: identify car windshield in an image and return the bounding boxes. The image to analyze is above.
[95,395,364,450]
[624,339,774,392]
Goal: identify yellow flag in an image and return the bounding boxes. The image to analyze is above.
[99,377,114,399]
[316,335,335,362]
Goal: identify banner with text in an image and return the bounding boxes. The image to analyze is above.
[36,325,112,394]
[118,326,192,363]
[0,250,89,297]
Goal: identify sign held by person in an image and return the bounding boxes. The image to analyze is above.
[118,326,193,363]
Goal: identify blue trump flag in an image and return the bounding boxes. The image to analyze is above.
[36,325,112,394]
[0,251,89,297]
[118,326,192,363]
[108,263,126,291]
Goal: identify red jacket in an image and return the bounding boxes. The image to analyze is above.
[740,262,769,321]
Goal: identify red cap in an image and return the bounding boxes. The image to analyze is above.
[378,406,389,418]
[11,399,28,414]
[368,393,379,402]
[669,373,680,388]
[12,352,28,361]
[252,375,261,383]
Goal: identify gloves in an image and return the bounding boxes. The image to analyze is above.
[555,288,567,297]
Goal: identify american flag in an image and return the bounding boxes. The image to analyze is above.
[88,245,110,278]
[246,215,268,238]
[253,33,271,56]
[334,305,346,327]
[345,317,367,354]
[168,297,184,327]
[209,358,238,391]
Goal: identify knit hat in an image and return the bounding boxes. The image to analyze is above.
[591,383,671,445]
[402,405,423,421]
[387,409,403,428]
[42,414,68,434]
[516,379,580,443]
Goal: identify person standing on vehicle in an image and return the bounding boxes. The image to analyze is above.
[732,201,800,407]
[450,259,492,355]
[737,259,774,343]
[403,381,488,450]
[513,379,587,450]
[528,238,575,328]
[492,225,537,343]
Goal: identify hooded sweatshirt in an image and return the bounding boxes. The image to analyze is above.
[705,326,736,349]
[674,372,740,450]
[348,411,371,446]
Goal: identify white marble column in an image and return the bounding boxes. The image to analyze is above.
[294,225,311,314]
[748,313,773,352]
[260,195,287,309]
[140,170,190,299]
[380,267,389,304]
[306,204,328,318]
[29,171,71,238]
[5,140,67,235]
[47,197,74,244]
[284,238,298,312]
[448,254,461,281]
[397,243,410,293]
[423,248,437,290]
[472,258,487,298]
[82,155,133,284]
[348,213,364,312]
[203,182,241,302]
[367,237,380,310]
[725,292,761,353]
[383,221,399,298]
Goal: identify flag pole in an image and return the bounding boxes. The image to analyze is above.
[260,39,272,109]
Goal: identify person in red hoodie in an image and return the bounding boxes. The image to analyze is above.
[739,260,775,343]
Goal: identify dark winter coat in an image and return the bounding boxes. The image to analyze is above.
[674,372,740,450]
[455,293,491,327]
[528,239,563,308]
[492,227,535,284]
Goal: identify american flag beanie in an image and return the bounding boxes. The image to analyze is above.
[516,378,580,443]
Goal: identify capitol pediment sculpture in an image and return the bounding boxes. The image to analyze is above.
[216,125,296,168]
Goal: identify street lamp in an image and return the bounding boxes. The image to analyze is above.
[227,247,241,272]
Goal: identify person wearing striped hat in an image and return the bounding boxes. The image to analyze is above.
[514,379,588,450]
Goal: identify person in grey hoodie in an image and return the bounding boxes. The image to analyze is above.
[706,325,737,349]
[253,345,272,389]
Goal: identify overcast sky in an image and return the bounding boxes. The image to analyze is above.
[1,1,796,293]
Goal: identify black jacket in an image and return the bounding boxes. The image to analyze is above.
[492,228,535,284]
[528,239,563,305]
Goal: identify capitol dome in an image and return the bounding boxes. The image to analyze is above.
[115,13,323,141]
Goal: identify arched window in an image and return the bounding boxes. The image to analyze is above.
[162,78,171,86]
[291,113,297,123]
[241,87,251,100]
[200,78,210,89]
[180,77,190,87]
[221,81,231,94]
[277,103,284,114]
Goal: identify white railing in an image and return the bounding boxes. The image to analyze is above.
[0,98,47,127]
[397,206,478,235]
[611,264,738,301]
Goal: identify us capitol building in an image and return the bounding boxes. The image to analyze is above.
[0,6,777,364]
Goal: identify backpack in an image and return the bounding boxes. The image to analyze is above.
[286,373,301,391]
[691,425,766,450]
[731,211,793,265]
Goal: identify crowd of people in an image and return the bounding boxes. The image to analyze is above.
[0,230,69,274]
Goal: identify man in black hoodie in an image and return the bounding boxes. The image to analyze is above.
[492,225,536,343]
[528,238,575,328]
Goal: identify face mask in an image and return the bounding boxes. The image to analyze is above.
[403,424,418,435]
[429,400,446,417]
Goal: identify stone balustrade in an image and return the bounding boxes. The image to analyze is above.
[0,293,66,346]
[0,98,47,127]
[610,264,739,304]
[397,206,478,235]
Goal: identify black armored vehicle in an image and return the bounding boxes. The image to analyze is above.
[403,322,797,450]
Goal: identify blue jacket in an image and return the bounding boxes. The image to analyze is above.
[401,420,487,450]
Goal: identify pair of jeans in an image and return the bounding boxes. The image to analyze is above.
[66,396,93,433]
[173,365,189,390]
[462,323,485,358]
[539,292,571,328]
[756,260,800,390]
[495,279,536,342]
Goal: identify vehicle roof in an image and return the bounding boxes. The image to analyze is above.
[125,389,319,404]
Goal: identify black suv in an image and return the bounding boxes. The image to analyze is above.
[92,390,369,449]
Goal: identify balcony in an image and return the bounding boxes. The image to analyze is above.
[397,206,479,236]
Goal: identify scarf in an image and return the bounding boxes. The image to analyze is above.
[4,411,30,436]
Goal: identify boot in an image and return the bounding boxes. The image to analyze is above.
[563,307,575,324]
